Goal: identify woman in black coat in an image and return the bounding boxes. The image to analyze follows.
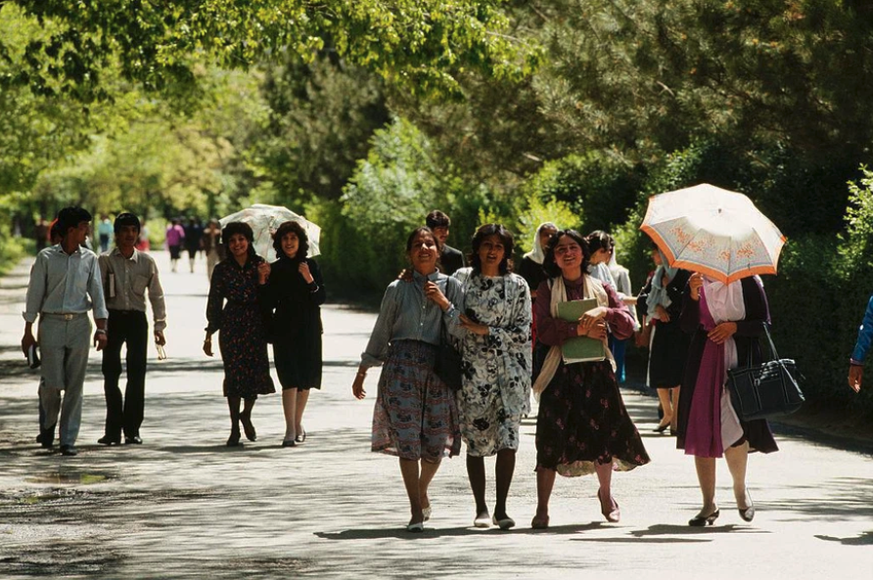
[637,245,692,433]
[677,273,777,526]
[260,221,326,447]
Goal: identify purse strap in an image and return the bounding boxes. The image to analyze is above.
[741,322,778,367]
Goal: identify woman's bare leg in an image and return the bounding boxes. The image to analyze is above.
[295,389,310,437]
[656,388,673,429]
[670,386,681,431]
[282,388,297,441]
[694,456,718,515]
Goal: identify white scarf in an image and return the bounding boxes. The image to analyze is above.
[703,277,746,372]
[522,222,558,265]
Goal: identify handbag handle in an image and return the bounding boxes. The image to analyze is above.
[740,322,779,368]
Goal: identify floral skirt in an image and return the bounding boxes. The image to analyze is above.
[372,341,461,461]
[536,360,650,477]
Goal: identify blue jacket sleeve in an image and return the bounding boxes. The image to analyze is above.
[851,295,873,364]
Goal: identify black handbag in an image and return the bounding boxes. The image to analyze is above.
[726,323,804,421]
[434,321,463,392]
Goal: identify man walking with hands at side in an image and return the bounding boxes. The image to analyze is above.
[98,213,167,446]
[22,206,108,456]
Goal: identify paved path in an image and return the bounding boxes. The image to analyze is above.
[0,254,871,579]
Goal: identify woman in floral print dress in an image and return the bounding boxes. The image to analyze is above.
[455,224,531,531]
[204,221,275,446]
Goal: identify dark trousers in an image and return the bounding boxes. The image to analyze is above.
[102,310,148,439]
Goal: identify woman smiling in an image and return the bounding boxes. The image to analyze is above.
[353,227,464,532]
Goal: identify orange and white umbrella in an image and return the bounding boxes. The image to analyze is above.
[640,183,786,283]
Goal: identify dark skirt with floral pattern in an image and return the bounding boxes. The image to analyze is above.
[536,360,650,476]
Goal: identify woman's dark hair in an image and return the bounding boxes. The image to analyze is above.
[221,221,257,258]
[272,221,309,259]
[542,229,590,278]
[470,223,514,275]
[587,230,615,254]
[406,226,436,253]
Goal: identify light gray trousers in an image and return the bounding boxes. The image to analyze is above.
[38,314,91,446]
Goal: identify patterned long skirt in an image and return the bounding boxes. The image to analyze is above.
[372,340,461,461]
[536,360,650,476]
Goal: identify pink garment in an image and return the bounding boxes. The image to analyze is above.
[683,289,727,458]
[165,225,185,247]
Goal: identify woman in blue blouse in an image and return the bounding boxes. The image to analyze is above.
[848,294,873,392]
[352,227,464,532]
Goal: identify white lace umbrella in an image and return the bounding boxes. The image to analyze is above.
[640,184,786,283]
[219,204,321,262]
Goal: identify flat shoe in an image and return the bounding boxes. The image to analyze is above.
[295,430,306,443]
[281,439,297,447]
[59,445,78,456]
[97,436,121,446]
[406,521,424,533]
[473,511,491,528]
[493,515,515,530]
[422,505,432,522]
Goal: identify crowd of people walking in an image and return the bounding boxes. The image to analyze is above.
[17,203,871,535]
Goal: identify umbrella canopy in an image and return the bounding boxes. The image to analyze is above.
[640,183,786,284]
[219,204,321,262]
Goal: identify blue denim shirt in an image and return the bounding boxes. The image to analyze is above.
[851,295,873,364]
[361,270,463,368]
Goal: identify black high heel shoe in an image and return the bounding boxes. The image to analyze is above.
[227,431,242,447]
[688,509,720,527]
[653,423,669,433]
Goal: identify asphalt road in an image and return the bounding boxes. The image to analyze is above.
[0,253,871,580]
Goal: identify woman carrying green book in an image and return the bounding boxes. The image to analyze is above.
[530,229,650,529]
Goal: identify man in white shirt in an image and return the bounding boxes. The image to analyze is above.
[22,207,108,456]
[97,213,167,446]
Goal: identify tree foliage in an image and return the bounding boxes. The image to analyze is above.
[3,0,536,102]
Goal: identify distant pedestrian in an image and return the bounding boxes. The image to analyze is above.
[202,219,224,281]
[454,224,531,530]
[22,206,108,456]
[352,226,464,532]
[184,217,203,273]
[637,245,691,432]
[531,230,649,529]
[97,213,167,446]
[165,219,185,273]
[678,273,778,526]
[426,210,466,275]
[204,222,275,446]
[135,221,151,252]
[586,230,618,289]
[97,214,113,253]
[848,294,873,392]
[260,221,326,447]
[607,243,637,383]
[34,218,49,252]
[517,222,558,302]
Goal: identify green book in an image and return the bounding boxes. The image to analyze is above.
[556,299,607,363]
